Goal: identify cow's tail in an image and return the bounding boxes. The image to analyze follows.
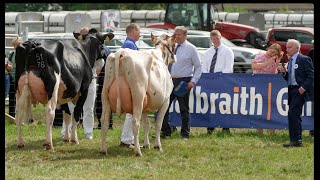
[16,71,32,123]
[114,49,122,115]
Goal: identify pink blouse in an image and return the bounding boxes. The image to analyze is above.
[252,52,278,74]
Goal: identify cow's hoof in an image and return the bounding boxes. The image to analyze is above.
[71,140,79,144]
[43,143,53,150]
[99,150,108,155]
[135,152,143,157]
[143,144,150,149]
[17,144,25,149]
[154,146,163,152]
[63,139,70,143]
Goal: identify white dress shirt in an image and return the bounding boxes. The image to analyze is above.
[202,43,234,73]
[171,40,202,84]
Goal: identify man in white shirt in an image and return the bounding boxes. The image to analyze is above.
[161,26,202,140]
[202,30,234,134]
[61,27,106,140]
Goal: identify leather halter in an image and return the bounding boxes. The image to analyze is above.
[155,40,175,58]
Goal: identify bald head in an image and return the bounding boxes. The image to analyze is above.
[80,27,89,35]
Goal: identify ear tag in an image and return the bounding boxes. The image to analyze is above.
[78,35,83,41]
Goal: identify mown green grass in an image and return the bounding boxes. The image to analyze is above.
[5,105,314,179]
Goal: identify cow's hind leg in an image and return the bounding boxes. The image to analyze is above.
[43,73,60,150]
[15,74,32,148]
[44,99,57,150]
[63,111,71,143]
[154,99,170,152]
[100,86,111,155]
[132,107,142,156]
[70,115,79,144]
[142,113,150,149]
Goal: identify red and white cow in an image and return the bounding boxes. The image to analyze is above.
[14,30,113,150]
[100,34,176,156]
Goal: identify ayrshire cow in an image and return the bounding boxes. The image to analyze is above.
[100,34,176,156]
[14,30,113,150]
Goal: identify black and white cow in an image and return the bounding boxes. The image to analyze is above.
[14,29,114,150]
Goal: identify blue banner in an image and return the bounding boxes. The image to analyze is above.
[168,73,314,130]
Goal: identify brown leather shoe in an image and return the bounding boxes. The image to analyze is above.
[283,141,303,148]
[119,142,134,149]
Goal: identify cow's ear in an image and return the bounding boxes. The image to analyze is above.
[171,34,176,43]
[73,32,88,41]
[102,33,114,44]
[151,33,158,44]
[89,28,98,34]
[165,34,170,41]
[73,32,81,40]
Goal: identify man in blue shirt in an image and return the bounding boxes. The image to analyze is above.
[161,26,202,140]
[119,23,141,148]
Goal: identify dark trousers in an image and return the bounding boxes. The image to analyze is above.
[288,86,305,142]
[161,77,191,138]
[8,77,15,117]
[96,73,113,127]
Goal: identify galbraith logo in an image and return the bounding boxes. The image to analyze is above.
[169,85,313,117]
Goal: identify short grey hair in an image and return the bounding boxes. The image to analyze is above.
[287,39,301,50]
[174,26,188,34]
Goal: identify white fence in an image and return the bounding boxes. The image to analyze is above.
[5,10,166,34]
[5,10,314,35]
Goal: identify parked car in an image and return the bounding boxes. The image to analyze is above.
[266,27,314,62]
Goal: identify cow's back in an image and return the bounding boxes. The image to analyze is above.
[107,48,173,113]
[15,39,92,105]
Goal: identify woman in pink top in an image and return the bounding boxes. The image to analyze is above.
[252,43,283,74]
[252,43,283,134]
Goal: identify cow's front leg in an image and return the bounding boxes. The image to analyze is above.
[142,113,150,149]
[132,112,142,156]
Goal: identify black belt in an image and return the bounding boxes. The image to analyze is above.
[172,77,191,80]
[288,85,299,89]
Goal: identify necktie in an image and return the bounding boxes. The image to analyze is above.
[169,44,180,73]
[287,58,292,85]
[210,48,218,73]
[174,44,181,55]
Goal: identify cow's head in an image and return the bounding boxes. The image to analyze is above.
[73,28,114,68]
[151,33,176,66]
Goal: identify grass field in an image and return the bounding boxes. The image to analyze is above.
[5,105,314,179]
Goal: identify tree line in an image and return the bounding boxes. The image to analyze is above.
[5,3,165,12]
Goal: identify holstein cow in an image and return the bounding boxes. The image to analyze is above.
[100,34,176,156]
[15,30,113,150]
[61,29,114,142]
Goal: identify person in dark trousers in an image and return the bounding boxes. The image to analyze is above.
[161,26,202,140]
[201,30,234,134]
[280,39,314,148]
